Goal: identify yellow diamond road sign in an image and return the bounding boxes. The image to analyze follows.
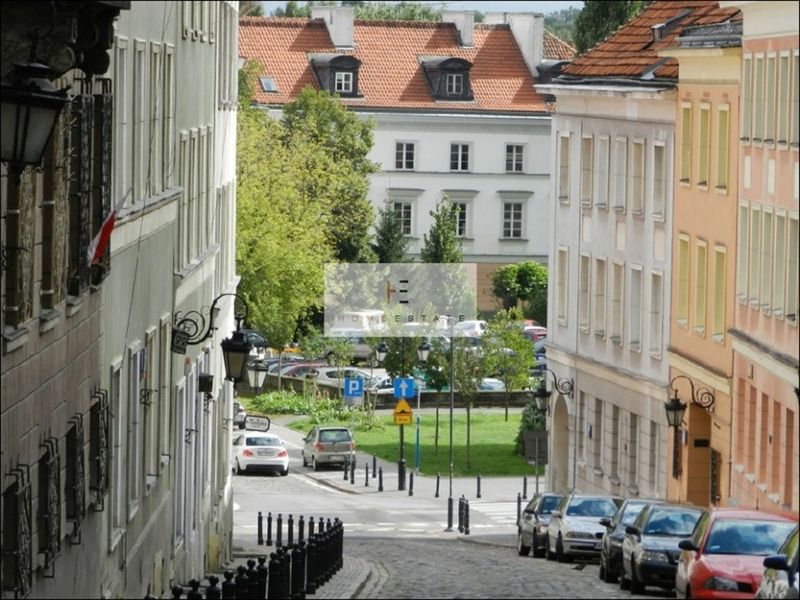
[393,399,413,425]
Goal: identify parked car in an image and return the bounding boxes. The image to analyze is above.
[620,502,704,593]
[479,378,506,391]
[233,401,247,429]
[522,325,548,343]
[301,426,356,471]
[756,524,799,600]
[323,331,376,364]
[598,498,665,583]
[517,492,565,557]
[241,328,268,350]
[453,319,487,337]
[676,508,798,599]
[280,362,325,378]
[314,367,376,388]
[231,431,289,476]
[546,493,624,562]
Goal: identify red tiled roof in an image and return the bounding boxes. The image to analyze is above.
[543,30,575,61]
[239,17,552,113]
[561,0,740,80]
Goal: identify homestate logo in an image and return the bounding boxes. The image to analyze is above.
[385,279,410,304]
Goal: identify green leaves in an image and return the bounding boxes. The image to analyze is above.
[483,308,536,394]
[420,196,463,264]
[371,203,408,263]
[491,261,549,326]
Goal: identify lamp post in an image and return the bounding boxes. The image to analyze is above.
[447,316,456,531]
[415,341,431,472]
[664,374,716,428]
[532,367,575,490]
[247,360,268,396]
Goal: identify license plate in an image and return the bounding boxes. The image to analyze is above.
[594,542,602,550]
[257,449,270,456]
[329,455,344,462]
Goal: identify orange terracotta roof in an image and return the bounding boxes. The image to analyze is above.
[561,0,740,81]
[239,17,552,113]
[543,30,576,61]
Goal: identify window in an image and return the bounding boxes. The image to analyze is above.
[630,140,645,213]
[653,143,666,218]
[450,143,469,171]
[649,271,663,357]
[127,346,143,517]
[610,405,620,478]
[446,72,463,96]
[680,104,692,182]
[787,216,798,323]
[395,142,415,170]
[393,202,412,236]
[149,43,162,196]
[698,104,710,186]
[754,55,764,142]
[259,76,277,92]
[628,414,639,485]
[110,363,124,543]
[557,247,569,325]
[580,135,593,206]
[579,253,591,333]
[749,206,761,305]
[502,202,523,238]
[592,398,603,468]
[793,52,799,146]
[596,136,610,209]
[455,202,467,237]
[694,241,707,335]
[761,209,774,312]
[742,55,752,141]
[611,261,624,345]
[577,394,586,460]
[133,39,146,203]
[594,257,607,336]
[737,204,749,300]
[334,71,353,94]
[765,55,777,142]
[558,133,570,202]
[114,37,129,206]
[173,380,186,543]
[712,247,726,341]
[677,235,690,325]
[163,44,175,189]
[778,54,790,143]
[506,144,524,173]
[775,212,787,316]
[629,265,642,350]
[649,421,659,490]
[613,137,627,210]
[716,106,730,192]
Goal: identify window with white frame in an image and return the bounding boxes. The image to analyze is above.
[742,55,752,141]
[114,37,129,206]
[455,202,467,237]
[579,253,591,333]
[127,346,143,517]
[761,208,774,312]
[648,421,659,491]
[649,271,663,357]
[653,143,666,218]
[778,54,790,144]
[577,394,586,460]
[596,136,610,209]
[712,247,726,341]
[557,247,569,325]
[630,139,645,213]
[144,329,157,489]
[558,133,571,203]
[395,142,415,170]
[173,380,186,543]
[163,44,175,189]
[189,131,198,258]
[450,143,469,171]
[680,104,692,183]
[737,204,749,300]
[787,216,798,323]
[393,202,412,236]
[149,43,162,197]
[748,206,761,305]
[754,55,765,142]
[506,144,524,173]
[334,71,353,94]
[698,104,710,186]
[592,398,603,468]
[677,235,690,325]
[716,106,730,192]
[613,137,627,210]
[593,257,607,336]
[199,128,207,252]
[765,55,777,143]
[110,363,124,543]
[694,241,707,335]
[792,51,799,147]
[774,212,787,318]
[628,414,639,484]
[580,135,593,206]
[610,405,620,478]
[133,40,146,203]
[629,265,642,350]
[502,202,523,238]
[611,261,624,345]
[446,72,463,96]
[159,319,170,463]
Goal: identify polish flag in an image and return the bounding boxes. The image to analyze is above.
[87,193,127,265]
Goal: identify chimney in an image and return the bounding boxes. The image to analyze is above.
[310,5,355,48]
[484,12,544,77]
[442,10,474,47]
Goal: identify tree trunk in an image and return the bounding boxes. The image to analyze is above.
[466,400,471,469]
[435,391,440,454]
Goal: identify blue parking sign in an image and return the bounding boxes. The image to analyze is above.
[343,378,363,398]
[393,377,415,399]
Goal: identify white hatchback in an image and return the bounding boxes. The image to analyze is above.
[232,431,289,476]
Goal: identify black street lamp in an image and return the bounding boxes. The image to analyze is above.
[531,367,575,489]
[247,360,268,395]
[664,374,715,428]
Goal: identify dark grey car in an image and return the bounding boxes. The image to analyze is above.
[598,498,664,583]
[756,525,799,600]
[517,492,564,557]
[301,426,355,471]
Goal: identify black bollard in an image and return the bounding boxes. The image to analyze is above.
[435,473,440,498]
[517,492,522,524]
[221,570,236,599]
[206,575,221,600]
[372,454,377,477]
[305,537,317,595]
[308,516,315,540]
[319,516,325,535]
[458,496,464,533]
[298,515,305,543]
[343,456,349,480]
[187,579,203,600]
[246,558,260,599]
[267,552,281,599]
[326,517,332,532]
[464,499,470,535]
[349,458,355,485]
[235,565,249,599]
[267,511,273,546]
[365,462,369,487]
[408,471,414,496]
[291,543,306,600]
[288,513,294,546]
[258,510,264,545]
[279,547,292,599]
[378,466,383,492]
[477,474,481,499]
[256,556,268,600]
[447,496,454,531]
[523,474,528,499]
[277,513,283,547]
[171,584,184,599]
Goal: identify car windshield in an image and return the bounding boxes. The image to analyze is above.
[246,437,281,447]
[621,503,648,526]
[540,496,562,514]
[704,520,797,556]
[643,509,701,536]
[319,430,351,443]
[566,498,619,517]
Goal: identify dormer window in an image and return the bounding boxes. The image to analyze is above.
[309,54,362,97]
[420,56,474,101]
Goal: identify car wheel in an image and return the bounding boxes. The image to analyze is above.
[312,456,319,472]
[235,459,244,475]
[619,563,630,591]
[531,530,541,557]
[685,586,692,600]
[602,558,617,584]
[302,452,308,467]
[629,559,644,594]
[279,467,289,477]
[598,558,606,581]
[517,530,531,556]
[556,535,569,563]
[545,536,555,561]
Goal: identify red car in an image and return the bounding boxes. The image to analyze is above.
[675,507,798,599]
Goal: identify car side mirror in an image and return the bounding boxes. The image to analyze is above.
[678,539,699,552]
[762,554,789,571]
[599,517,612,527]
[551,510,561,518]
[625,525,640,537]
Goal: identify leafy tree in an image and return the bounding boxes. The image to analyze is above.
[379,337,423,378]
[240,0,264,17]
[514,400,547,456]
[544,6,580,47]
[348,1,442,21]
[420,197,463,264]
[272,0,312,17]
[491,264,520,310]
[574,0,651,54]
[452,339,489,469]
[418,336,451,453]
[517,261,548,327]
[371,203,408,263]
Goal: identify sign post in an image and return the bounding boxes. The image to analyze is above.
[393,379,414,491]
[414,381,422,471]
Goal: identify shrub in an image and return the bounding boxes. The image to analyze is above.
[514,400,546,455]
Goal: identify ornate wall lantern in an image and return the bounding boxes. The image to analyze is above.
[664,374,715,428]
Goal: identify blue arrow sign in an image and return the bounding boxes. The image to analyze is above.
[343,378,363,398]
[393,377,415,399]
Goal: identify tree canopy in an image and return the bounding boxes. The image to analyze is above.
[573,0,651,54]
[491,261,548,326]
[371,203,408,263]
[272,1,444,21]
[420,197,463,264]
[544,6,580,47]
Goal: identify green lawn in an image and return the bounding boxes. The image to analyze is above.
[284,411,540,477]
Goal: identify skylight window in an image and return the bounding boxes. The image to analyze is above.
[259,77,277,92]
